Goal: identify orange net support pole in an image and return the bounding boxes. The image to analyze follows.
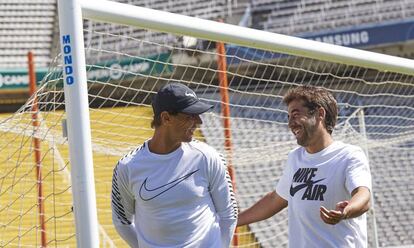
[28,51,47,247]
[216,40,238,247]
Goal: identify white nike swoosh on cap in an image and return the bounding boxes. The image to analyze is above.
[185,92,197,98]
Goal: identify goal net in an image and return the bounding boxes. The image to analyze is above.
[0,1,413,247]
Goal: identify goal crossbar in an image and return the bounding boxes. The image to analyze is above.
[81,0,414,76]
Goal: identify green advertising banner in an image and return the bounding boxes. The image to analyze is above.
[0,52,172,91]
[0,69,47,91]
[87,53,172,82]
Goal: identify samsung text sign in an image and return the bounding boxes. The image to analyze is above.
[62,35,74,85]
[303,20,414,48]
[308,31,370,47]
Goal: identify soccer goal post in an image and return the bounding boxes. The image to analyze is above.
[1,0,413,247]
[58,0,414,247]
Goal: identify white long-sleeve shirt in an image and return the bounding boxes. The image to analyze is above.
[111,140,238,247]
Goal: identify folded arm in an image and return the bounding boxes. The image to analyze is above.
[209,154,238,247]
[111,163,139,247]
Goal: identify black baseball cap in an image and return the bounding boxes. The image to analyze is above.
[152,83,213,116]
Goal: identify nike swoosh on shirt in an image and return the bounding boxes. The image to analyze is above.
[289,178,325,196]
[139,169,199,201]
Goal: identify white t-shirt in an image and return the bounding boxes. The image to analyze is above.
[112,140,238,248]
[276,141,372,248]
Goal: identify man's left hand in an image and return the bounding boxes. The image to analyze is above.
[320,201,349,225]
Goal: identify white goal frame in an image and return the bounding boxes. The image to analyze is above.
[58,0,414,246]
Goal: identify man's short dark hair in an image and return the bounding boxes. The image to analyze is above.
[283,85,338,134]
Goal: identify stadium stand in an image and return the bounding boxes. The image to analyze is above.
[0,0,249,69]
[2,0,414,69]
[0,0,57,69]
[82,0,251,64]
[253,0,414,35]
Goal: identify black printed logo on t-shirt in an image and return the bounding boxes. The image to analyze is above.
[139,169,199,201]
[290,168,326,201]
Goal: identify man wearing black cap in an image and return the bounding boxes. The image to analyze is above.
[111,82,238,247]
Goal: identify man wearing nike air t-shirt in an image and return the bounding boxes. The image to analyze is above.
[237,85,372,248]
[111,83,237,248]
